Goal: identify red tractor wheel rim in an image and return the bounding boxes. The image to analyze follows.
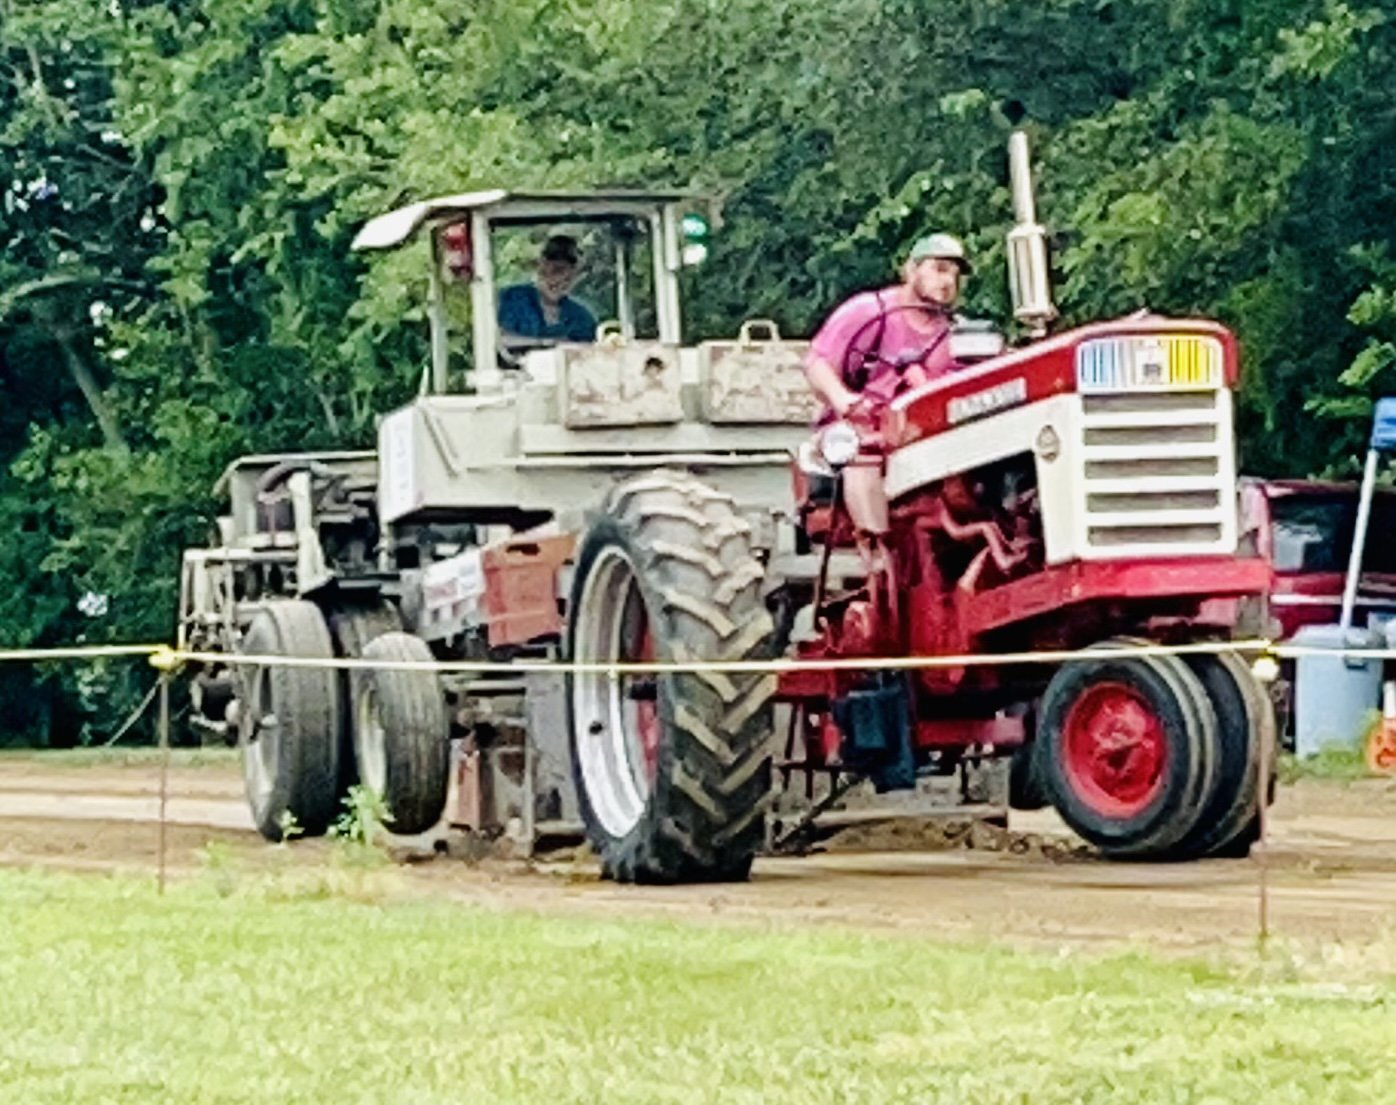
[627,621,660,781]
[1061,681,1167,819]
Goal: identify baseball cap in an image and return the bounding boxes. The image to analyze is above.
[907,232,971,273]
[541,234,581,265]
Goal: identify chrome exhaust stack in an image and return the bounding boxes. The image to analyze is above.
[1006,131,1058,339]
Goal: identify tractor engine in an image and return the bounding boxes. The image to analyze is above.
[899,455,1045,593]
[793,456,1046,783]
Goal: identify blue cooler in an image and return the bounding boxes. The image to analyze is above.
[1292,623,1382,757]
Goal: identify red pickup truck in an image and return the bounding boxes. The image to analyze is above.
[1242,478,1396,748]
[1244,477,1396,640]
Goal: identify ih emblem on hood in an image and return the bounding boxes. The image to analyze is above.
[1137,339,1166,383]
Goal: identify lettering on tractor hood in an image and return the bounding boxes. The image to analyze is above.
[947,377,1028,426]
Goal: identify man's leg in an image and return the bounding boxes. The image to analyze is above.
[843,459,890,576]
[843,461,888,534]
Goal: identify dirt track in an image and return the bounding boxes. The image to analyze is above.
[3,757,1396,952]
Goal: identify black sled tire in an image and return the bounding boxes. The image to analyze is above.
[353,632,450,837]
[327,603,404,799]
[237,601,341,841]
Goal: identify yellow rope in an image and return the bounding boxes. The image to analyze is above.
[0,644,168,662]
[0,638,1332,680]
[162,638,1276,676]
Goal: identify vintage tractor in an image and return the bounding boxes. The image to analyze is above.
[178,186,820,843]
[178,134,1274,879]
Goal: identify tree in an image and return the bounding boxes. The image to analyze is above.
[0,0,165,744]
[3,0,1394,743]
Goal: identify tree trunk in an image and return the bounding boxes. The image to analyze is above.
[2,274,129,453]
[54,330,128,453]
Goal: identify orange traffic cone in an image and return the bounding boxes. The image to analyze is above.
[1367,682,1396,775]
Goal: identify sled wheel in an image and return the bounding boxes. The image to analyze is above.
[328,603,403,799]
[237,601,341,841]
[351,632,450,836]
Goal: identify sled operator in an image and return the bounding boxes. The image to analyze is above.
[497,234,598,345]
[803,232,971,543]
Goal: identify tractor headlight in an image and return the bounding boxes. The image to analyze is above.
[819,421,861,469]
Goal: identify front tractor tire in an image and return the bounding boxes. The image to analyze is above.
[236,601,342,841]
[1038,646,1218,860]
[1170,652,1277,859]
[567,472,776,884]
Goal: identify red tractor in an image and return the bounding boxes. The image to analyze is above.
[569,329,1273,880]
[180,133,1274,882]
[565,137,1273,880]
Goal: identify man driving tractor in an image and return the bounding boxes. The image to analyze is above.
[803,232,972,540]
[497,234,598,345]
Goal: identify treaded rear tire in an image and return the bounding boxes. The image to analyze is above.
[1038,646,1217,859]
[567,471,776,884]
[238,600,341,841]
[354,632,450,836]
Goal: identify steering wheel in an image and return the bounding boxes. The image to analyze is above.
[839,302,955,396]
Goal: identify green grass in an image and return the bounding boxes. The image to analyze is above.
[0,746,238,770]
[0,868,1394,1103]
[1278,745,1373,784]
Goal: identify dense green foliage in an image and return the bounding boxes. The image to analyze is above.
[2,0,1394,743]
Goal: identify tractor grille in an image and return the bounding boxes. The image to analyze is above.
[1076,391,1234,557]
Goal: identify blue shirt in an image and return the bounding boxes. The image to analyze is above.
[497,284,597,343]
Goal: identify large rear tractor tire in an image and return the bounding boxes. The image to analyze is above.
[567,472,776,884]
[236,601,342,841]
[351,632,450,836]
[1038,646,1218,859]
[1171,651,1277,859]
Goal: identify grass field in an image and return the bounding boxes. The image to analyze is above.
[0,864,1393,1104]
[0,747,239,770]
[1278,745,1374,784]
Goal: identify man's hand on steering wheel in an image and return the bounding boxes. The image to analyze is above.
[834,394,886,456]
[839,392,879,429]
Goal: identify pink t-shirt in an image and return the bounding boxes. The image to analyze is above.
[808,287,955,418]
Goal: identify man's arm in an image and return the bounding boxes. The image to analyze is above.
[804,291,878,419]
[804,354,862,417]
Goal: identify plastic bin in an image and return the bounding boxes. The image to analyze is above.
[1292,623,1383,757]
